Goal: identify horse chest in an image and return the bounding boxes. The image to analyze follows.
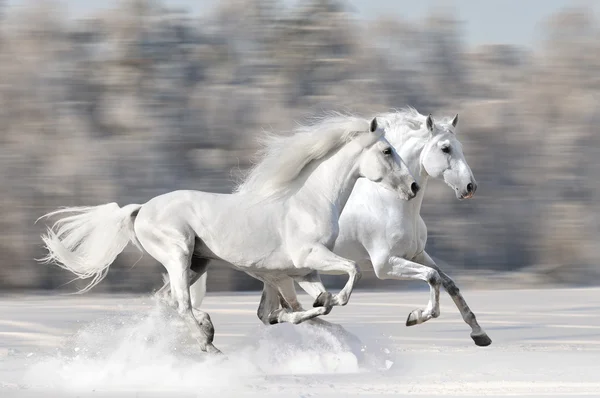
[387,218,425,259]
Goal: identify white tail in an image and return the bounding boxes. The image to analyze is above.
[37,202,143,293]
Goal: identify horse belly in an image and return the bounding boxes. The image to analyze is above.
[196,226,282,268]
[188,196,285,268]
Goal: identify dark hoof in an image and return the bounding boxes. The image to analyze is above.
[405,309,422,327]
[406,313,418,327]
[206,344,224,355]
[471,333,492,347]
[267,310,282,325]
[313,292,333,308]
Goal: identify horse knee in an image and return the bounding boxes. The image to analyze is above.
[426,269,441,287]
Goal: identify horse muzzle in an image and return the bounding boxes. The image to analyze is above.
[459,182,477,199]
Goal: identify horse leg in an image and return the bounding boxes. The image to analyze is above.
[135,226,221,354]
[156,257,209,310]
[294,271,331,305]
[277,276,349,331]
[418,250,492,347]
[371,253,441,326]
[262,278,364,352]
[189,257,209,309]
[257,282,282,325]
[167,261,220,354]
[257,275,331,325]
[156,273,176,307]
[156,269,198,309]
[297,244,360,307]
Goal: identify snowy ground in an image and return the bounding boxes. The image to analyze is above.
[1,287,600,397]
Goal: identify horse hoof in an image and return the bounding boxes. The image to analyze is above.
[471,333,492,347]
[313,292,333,308]
[267,309,282,325]
[405,309,422,327]
[206,343,224,355]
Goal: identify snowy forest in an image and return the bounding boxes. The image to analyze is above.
[2,0,600,292]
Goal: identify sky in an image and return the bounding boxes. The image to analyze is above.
[5,0,598,48]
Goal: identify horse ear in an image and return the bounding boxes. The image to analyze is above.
[370,117,378,133]
[451,114,458,128]
[426,114,434,132]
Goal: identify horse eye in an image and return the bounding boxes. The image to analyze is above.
[382,148,392,155]
[441,145,451,154]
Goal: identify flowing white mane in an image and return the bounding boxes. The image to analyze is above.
[235,114,371,200]
[378,107,455,147]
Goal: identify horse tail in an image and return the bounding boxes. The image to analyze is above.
[37,202,143,293]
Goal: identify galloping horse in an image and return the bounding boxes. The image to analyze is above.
[38,116,419,354]
[178,108,492,346]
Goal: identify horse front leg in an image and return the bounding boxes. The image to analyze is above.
[256,275,332,325]
[418,251,492,347]
[258,275,359,342]
[255,277,365,356]
[372,253,442,325]
[297,244,361,308]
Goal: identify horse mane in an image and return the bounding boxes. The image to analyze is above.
[383,106,455,125]
[235,113,371,200]
[377,107,455,147]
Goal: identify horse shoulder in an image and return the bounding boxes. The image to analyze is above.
[385,205,425,259]
[416,214,428,245]
[340,187,388,241]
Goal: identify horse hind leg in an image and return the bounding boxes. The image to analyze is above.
[167,260,221,354]
[189,257,209,309]
[156,270,195,309]
[163,255,220,354]
[156,273,175,306]
[256,276,330,325]
[135,225,221,354]
[155,256,209,310]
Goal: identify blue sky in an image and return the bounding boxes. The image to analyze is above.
[6,0,597,48]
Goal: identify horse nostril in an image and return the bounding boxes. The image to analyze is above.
[466,183,474,193]
[411,182,420,195]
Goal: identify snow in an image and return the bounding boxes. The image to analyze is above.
[1,287,600,397]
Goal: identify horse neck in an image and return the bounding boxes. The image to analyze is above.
[390,132,431,214]
[294,142,361,216]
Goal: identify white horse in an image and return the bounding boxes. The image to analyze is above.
[38,116,420,354]
[176,108,492,346]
